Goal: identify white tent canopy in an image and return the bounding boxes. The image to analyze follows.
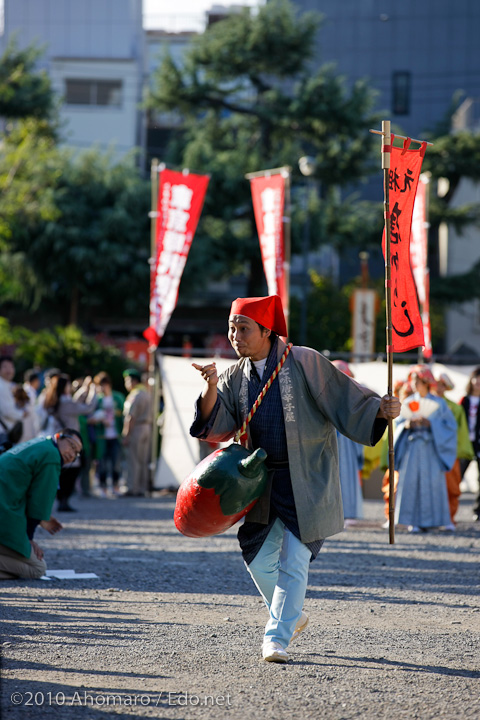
[154,355,478,489]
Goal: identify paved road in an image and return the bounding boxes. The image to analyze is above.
[1,491,479,719]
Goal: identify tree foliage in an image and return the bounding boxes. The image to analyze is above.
[148,0,380,295]
[0,319,134,391]
[15,149,151,323]
[0,39,55,120]
[0,125,151,322]
[0,40,151,324]
[421,125,480,304]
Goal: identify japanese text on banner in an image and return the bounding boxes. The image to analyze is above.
[382,137,427,352]
[144,170,209,348]
[249,174,288,319]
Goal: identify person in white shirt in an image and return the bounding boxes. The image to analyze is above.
[0,356,25,441]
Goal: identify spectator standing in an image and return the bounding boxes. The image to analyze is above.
[459,366,480,521]
[434,373,474,528]
[13,387,37,443]
[122,370,152,497]
[0,356,25,438]
[43,374,96,511]
[23,369,41,406]
[91,372,125,496]
[36,368,61,432]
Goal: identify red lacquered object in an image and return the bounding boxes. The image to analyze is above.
[174,444,268,538]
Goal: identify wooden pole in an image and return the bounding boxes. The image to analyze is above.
[381,121,396,545]
[370,129,434,147]
[244,166,291,180]
[148,158,160,491]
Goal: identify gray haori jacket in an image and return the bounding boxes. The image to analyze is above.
[192,340,386,544]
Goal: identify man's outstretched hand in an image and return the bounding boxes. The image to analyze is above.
[192,362,218,385]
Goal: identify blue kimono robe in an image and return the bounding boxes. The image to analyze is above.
[394,393,457,528]
[337,432,364,519]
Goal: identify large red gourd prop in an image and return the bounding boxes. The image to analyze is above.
[175,341,292,538]
[174,444,268,538]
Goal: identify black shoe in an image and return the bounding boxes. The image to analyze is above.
[58,502,77,512]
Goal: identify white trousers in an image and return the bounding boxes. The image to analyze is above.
[246,518,311,649]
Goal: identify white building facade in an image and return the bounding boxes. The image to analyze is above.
[0,0,145,159]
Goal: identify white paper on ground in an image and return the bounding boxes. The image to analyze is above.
[42,569,99,579]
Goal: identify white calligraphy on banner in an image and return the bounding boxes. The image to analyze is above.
[150,183,193,335]
[259,186,282,295]
[145,169,209,348]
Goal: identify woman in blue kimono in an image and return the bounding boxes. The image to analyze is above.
[394,365,457,532]
[332,361,364,524]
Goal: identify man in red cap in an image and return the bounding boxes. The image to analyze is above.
[191,295,400,663]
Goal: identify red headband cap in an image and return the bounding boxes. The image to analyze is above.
[230,295,287,337]
[407,364,436,386]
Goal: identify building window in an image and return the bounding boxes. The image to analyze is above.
[392,71,411,115]
[65,79,123,107]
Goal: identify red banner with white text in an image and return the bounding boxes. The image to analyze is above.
[382,137,427,352]
[249,174,288,318]
[144,169,209,348]
[410,175,432,358]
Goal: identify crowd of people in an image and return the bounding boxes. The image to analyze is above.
[0,356,153,579]
[378,364,480,532]
[326,360,480,533]
[0,332,479,596]
[0,357,154,506]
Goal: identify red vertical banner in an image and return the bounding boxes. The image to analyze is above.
[410,175,432,358]
[144,169,209,348]
[382,137,427,352]
[249,174,288,319]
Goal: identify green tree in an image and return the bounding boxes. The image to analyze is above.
[0,117,63,307]
[148,0,380,295]
[422,129,480,304]
[0,41,150,325]
[0,39,55,120]
[0,319,134,390]
[0,146,151,323]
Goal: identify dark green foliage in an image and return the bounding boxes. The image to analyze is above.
[422,128,480,303]
[289,272,352,352]
[0,40,54,120]
[147,0,380,295]
[0,128,151,321]
[0,320,135,391]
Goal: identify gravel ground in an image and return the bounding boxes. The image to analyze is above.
[1,489,479,720]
